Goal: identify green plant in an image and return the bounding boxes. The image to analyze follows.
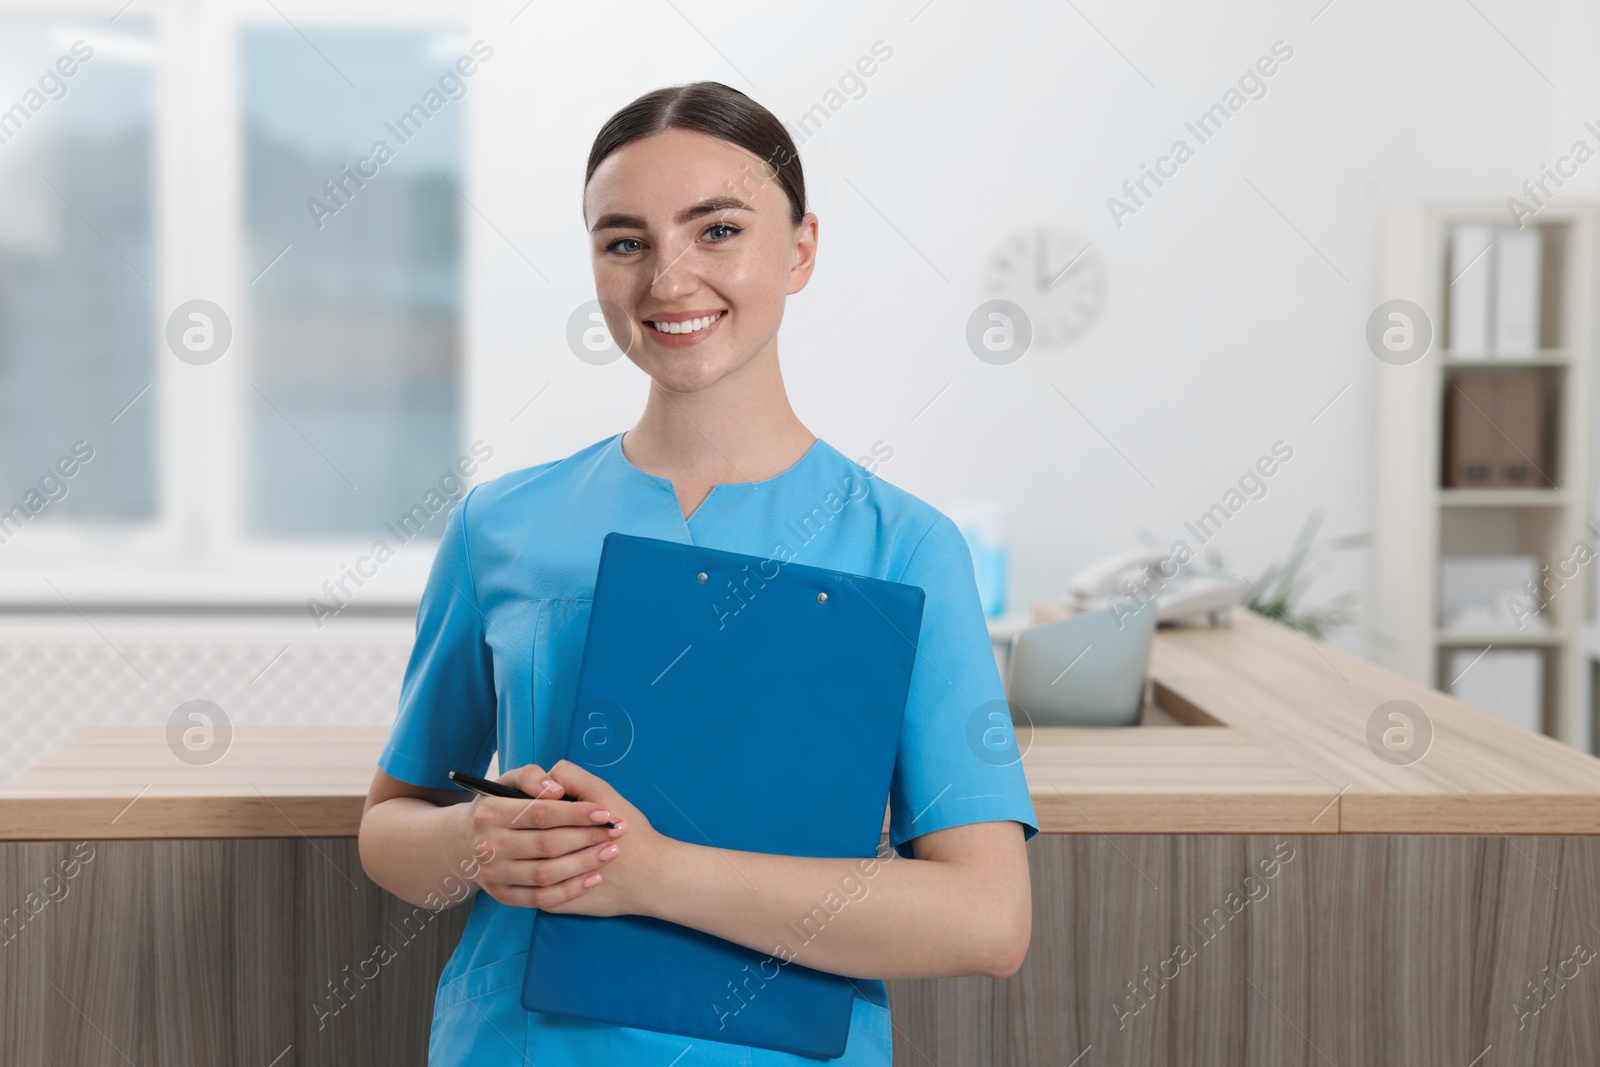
[1206,510,1370,639]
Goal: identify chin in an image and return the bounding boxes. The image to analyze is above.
[634,355,727,394]
[639,342,754,392]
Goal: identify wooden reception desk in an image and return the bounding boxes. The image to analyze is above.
[4,612,1600,1065]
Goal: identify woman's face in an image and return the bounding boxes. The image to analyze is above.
[584,127,816,395]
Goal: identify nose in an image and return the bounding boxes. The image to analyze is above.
[649,235,700,303]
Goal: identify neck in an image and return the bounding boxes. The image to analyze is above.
[623,342,815,483]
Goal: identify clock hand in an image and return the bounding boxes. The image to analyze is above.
[1048,242,1094,289]
[1036,230,1052,292]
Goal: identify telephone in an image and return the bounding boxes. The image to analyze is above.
[1066,547,1250,625]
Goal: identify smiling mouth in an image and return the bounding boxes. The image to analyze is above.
[645,310,727,335]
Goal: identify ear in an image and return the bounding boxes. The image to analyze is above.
[787,211,819,295]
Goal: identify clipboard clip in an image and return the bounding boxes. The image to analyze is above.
[693,564,829,604]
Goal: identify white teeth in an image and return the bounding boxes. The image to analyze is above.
[650,311,722,334]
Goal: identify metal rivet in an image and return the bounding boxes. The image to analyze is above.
[696,572,708,584]
[817,592,828,604]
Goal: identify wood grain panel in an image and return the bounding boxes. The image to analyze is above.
[0,839,468,1067]
[1149,613,1600,831]
[888,833,1600,1066]
[1022,727,1339,834]
[0,728,386,840]
[0,724,1342,838]
[8,834,1600,1065]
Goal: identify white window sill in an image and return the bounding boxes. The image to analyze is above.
[0,546,435,612]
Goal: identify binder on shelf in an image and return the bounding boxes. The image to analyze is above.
[1443,371,1551,489]
[1438,555,1543,631]
[521,532,928,1059]
[1493,227,1542,355]
[1444,372,1501,487]
[1495,372,1545,486]
[1448,223,1495,354]
[1449,647,1543,734]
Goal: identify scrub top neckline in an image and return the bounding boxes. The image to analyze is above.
[608,431,829,523]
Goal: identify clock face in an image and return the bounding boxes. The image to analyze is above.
[986,228,1107,347]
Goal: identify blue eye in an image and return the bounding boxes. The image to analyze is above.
[605,223,740,256]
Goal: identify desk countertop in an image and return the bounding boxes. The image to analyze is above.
[4,612,1599,839]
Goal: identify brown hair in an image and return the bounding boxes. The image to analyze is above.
[583,81,806,227]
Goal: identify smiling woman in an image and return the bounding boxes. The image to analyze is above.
[358,80,1038,1067]
[580,90,813,448]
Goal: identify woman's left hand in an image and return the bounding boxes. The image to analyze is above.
[535,760,673,918]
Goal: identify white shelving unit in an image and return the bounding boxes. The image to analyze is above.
[1374,201,1599,754]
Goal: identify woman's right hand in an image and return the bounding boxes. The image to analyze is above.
[465,763,628,909]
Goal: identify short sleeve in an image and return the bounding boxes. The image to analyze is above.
[377,486,498,790]
[888,515,1040,859]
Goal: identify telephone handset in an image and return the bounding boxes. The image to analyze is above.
[1067,547,1249,625]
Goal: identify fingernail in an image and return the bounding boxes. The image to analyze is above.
[612,820,628,833]
[590,809,612,823]
[582,873,602,887]
[599,844,619,860]
[541,779,561,794]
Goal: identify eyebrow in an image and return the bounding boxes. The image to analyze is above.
[589,195,755,233]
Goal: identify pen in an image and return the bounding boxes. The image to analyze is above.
[447,770,617,829]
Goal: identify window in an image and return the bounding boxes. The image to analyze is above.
[0,8,467,599]
[243,29,462,539]
[0,20,156,525]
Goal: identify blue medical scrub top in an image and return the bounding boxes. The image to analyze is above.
[378,431,1039,1066]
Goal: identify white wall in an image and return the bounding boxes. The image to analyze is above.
[461,0,1593,657]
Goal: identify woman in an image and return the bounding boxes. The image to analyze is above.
[359,80,1038,1066]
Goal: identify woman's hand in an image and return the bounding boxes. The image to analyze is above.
[536,760,675,919]
[465,763,628,909]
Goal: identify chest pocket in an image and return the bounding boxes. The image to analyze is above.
[530,597,594,767]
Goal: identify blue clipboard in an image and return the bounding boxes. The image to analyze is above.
[521,532,926,1059]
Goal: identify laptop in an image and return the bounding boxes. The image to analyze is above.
[1004,598,1156,727]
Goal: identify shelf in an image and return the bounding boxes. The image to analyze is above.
[1376,200,1599,754]
[1437,488,1569,507]
[1443,351,1571,367]
[1434,628,1564,648]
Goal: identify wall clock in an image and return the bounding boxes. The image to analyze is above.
[985,227,1107,347]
